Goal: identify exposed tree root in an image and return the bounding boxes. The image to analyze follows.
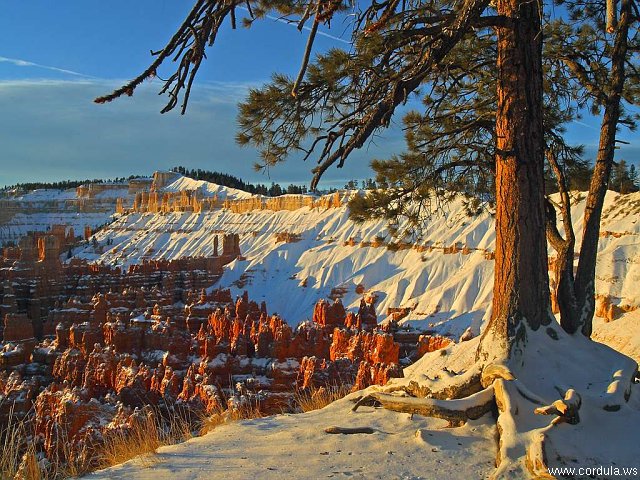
[377,368,484,400]
[350,355,639,479]
[486,361,637,478]
[346,322,640,480]
[492,378,524,477]
[602,362,637,411]
[491,378,559,478]
[481,363,515,387]
[534,389,581,425]
[353,384,495,427]
[525,427,555,479]
[525,387,583,479]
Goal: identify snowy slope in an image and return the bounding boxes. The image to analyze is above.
[0,212,115,245]
[0,174,253,245]
[162,176,254,200]
[8,188,78,201]
[75,195,496,338]
[0,186,128,245]
[8,186,130,201]
[592,310,640,362]
[74,190,640,343]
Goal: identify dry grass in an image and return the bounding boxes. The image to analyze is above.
[15,449,41,480]
[0,403,199,479]
[0,405,29,479]
[0,392,266,479]
[294,385,352,413]
[99,407,195,470]
[99,413,162,469]
[0,405,51,480]
[49,427,97,478]
[199,400,264,435]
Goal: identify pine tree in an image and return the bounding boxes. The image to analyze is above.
[610,160,640,193]
[629,164,639,190]
[543,0,638,336]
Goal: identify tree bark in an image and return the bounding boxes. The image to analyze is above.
[573,0,631,338]
[477,0,550,361]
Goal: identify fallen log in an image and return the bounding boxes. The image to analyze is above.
[324,426,376,434]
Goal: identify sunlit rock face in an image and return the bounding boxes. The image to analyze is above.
[3,313,34,342]
[416,334,453,357]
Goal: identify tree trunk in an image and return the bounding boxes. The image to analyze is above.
[477,0,550,362]
[545,152,579,333]
[573,0,630,338]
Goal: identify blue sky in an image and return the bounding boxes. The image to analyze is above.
[0,1,637,188]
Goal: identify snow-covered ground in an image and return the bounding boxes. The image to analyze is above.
[91,395,497,480]
[0,212,117,246]
[592,310,640,362]
[6,188,79,202]
[0,174,256,246]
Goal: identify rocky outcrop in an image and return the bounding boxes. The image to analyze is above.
[329,329,399,365]
[415,334,453,358]
[3,313,34,341]
[130,190,219,214]
[596,295,618,322]
[313,299,347,328]
[0,339,36,368]
[352,361,403,391]
[222,192,343,214]
[593,295,638,322]
[296,356,359,390]
[0,233,239,344]
[311,296,378,331]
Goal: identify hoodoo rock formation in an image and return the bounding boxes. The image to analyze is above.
[223,192,343,214]
[0,233,448,468]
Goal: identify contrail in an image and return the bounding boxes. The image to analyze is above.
[237,7,352,44]
[0,56,96,78]
[572,120,599,131]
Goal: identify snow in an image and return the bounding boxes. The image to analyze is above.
[86,187,131,200]
[92,335,637,479]
[0,184,128,245]
[0,173,255,247]
[0,212,116,245]
[592,310,640,362]
[8,188,78,201]
[161,176,254,201]
[507,325,640,475]
[90,395,498,480]
[72,196,498,335]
